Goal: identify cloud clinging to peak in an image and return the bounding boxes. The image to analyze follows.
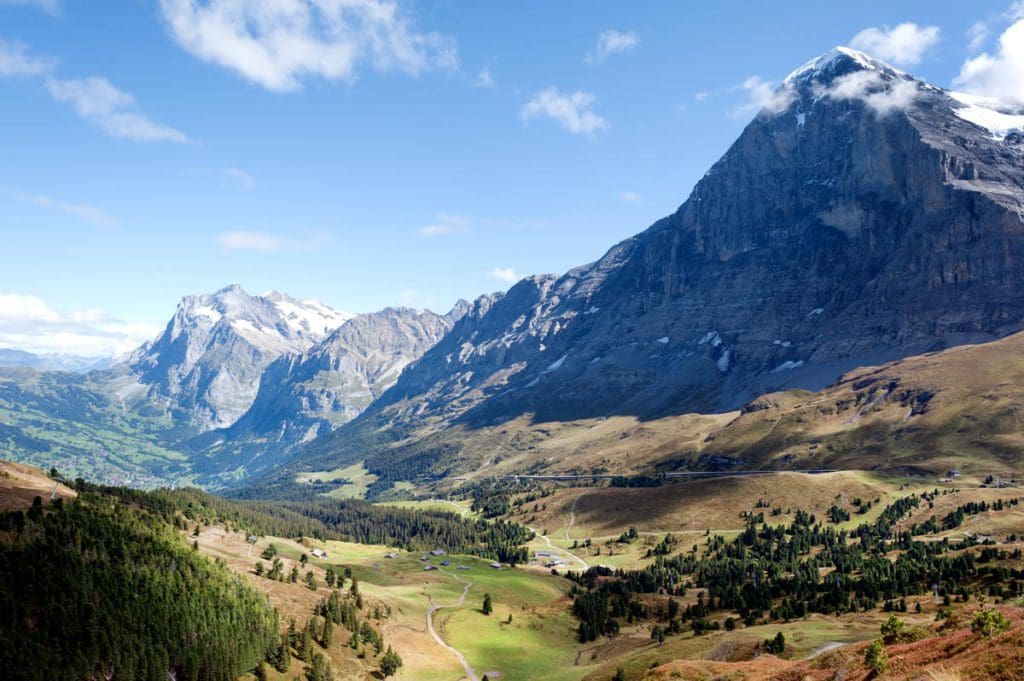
[489,267,519,283]
[954,17,1024,105]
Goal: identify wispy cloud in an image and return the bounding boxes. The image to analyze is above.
[0,40,187,144]
[728,76,796,119]
[217,230,328,253]
[954,15,1024,105]
[488,267,519,283]
[585,29,639,64]
[0,0,60,15]
[824,70,922,115]
[967,21,990,53]
[619,191,641,204]
[0,38,57,76]
[849,22,940,67]
[419,213,469,237]
[7,189,121,228]
[521,87,609,136]
[473,67,496,89]
[0,292,159,356]
[187,166,255,190]
[46,77,189,143]
[158,0,457,93]
[694,90,710,102]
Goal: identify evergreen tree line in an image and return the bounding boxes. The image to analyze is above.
[0,493,278,681]
[79,480,533,562]
[567,493,1024,640]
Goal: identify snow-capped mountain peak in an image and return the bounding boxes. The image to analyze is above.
[123,284,351,431]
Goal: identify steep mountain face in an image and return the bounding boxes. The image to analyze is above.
[287,47,1024,482]
[122,284,351,431]
[192,306,466,478]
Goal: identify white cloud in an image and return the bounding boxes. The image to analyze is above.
[218,166,255,190]
[489,267,519,283]
[420,213,469,237]
[521,87,609,136]
[954,18,1024,105]
[218,231,282,252]
[0,293,160,356]
[585,29,639,64]
[694,90,710,102]
[473,67,495,89]
[46,77,189,143]
[399,288,418,306]
[849,22,940,67]
[729,76,796,119]
[217,230,326,252]
[158,0,457,93]
[619,191,641,204]
[187,166,255,190]
[0,0,60,15]
[7,189,121,228]
[967,21,990,53]
[825,70,922,116]
[0,38,57,76]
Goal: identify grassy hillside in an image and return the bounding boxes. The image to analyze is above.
[0,367,191,487]
[688,330,1024,477]
[259,331,1024,501]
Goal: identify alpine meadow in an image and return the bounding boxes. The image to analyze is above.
[3,2,1024,680]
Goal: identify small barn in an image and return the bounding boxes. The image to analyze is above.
[430,549,446,556]
[311,548,328,559]
[489,562,502,570]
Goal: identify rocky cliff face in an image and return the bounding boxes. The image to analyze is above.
[308,47,1024,468]
[210,306,464,451]
[122,284,351,431]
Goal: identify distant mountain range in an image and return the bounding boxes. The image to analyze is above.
[0,349,111,373]
[3,47,1024,494]
[0,284,470,486]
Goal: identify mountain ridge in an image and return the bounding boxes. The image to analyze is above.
[256,46,1024,492]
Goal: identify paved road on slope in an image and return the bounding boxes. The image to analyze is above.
[426,570,479,681]
[529,524,591,570]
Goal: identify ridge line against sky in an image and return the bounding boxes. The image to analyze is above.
[1,0,1023,356]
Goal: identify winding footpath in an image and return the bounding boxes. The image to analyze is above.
[526,491,591,571]
[426,570,479,681]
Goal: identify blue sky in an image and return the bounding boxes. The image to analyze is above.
[1,0,1021,355]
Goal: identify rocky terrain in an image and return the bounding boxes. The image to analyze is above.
[273,47,1024,489]
[189,304,468,481]
[121,284,353,432]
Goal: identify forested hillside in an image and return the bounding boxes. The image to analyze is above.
[0,490,278,681]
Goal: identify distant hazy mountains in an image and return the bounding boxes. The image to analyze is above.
[0,284,469,486]
[0,349,111,373]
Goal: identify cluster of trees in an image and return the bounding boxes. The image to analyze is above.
[78,479,533,563]
[0,493,278,681]
[566,493,1024,642]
